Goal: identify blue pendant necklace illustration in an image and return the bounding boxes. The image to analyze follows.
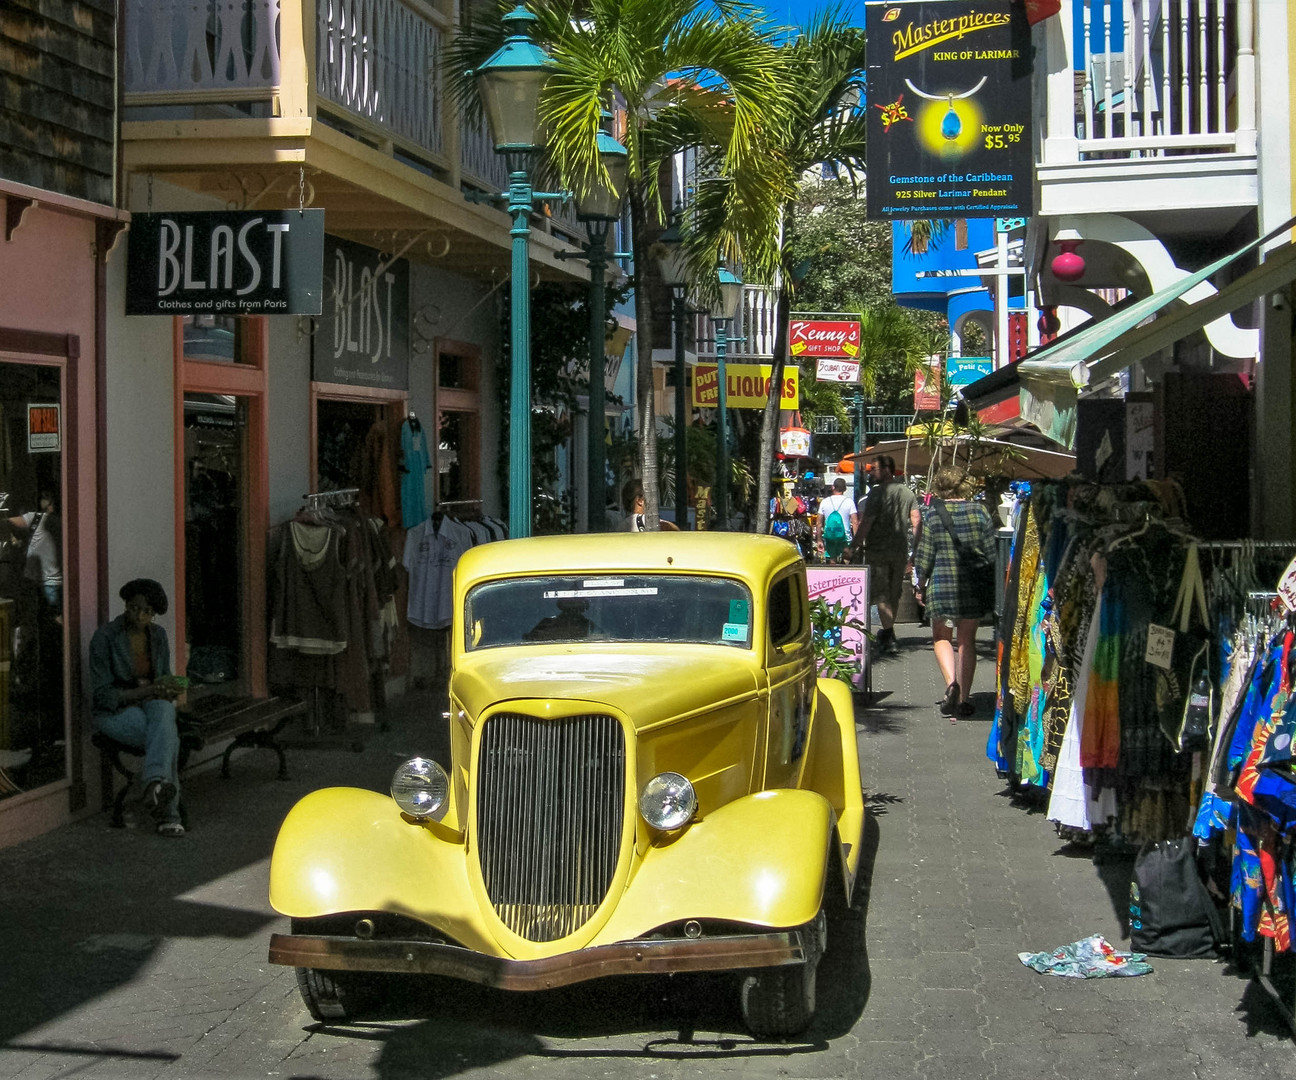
[904,76,988,141]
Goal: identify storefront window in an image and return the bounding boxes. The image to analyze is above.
[183,315,248,364]
[0,364,66,798]
[183,393,247,692]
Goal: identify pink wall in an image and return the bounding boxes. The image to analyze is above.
[0,188,111,846]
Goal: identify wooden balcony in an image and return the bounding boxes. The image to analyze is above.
[120,0,585,283]
[1037,0,1258,234]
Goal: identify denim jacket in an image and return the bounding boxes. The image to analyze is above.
[89,614,172,717]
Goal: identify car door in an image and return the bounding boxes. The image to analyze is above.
[763,569,815,790]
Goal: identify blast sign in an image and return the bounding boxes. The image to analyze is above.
[865,0,1032,218]
[126,210,324,315]
[312,236,410,391]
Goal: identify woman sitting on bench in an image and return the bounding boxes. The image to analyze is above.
[89,579,186,837]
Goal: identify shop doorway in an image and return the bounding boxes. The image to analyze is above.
[182,393,249,694]
[0,363,66,798]
[311,386,407,505]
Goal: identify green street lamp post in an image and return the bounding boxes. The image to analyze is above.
[655,211,691,529]
[556,116,628,532]
[712,265,744,532]
[469,4,565,539]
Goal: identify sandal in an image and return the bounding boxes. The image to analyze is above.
[939,683,959,716]
[156,821,186,838]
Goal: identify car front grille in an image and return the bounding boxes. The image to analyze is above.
[475,712,626,942]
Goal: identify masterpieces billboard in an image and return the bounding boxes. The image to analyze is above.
[865,0,1032,219]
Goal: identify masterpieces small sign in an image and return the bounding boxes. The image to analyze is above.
[126,210,324,315]
[865,0,1033,219]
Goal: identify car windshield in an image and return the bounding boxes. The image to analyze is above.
[464,574,754,650]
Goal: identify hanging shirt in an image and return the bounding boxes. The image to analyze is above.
[404,515,474,629]
[401,419,431,529]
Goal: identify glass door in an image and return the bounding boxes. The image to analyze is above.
[182,393,248,696]
[0,362,65,797]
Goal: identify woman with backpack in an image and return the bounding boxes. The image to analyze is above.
[913,466,997,719]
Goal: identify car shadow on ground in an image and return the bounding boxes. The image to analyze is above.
[301,814,884,1077]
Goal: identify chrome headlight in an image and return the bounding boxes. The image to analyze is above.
[638,772,697,832]
[391,757,449,821]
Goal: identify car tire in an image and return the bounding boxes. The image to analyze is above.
[739,910,825,1039]
[294,967,375,1022]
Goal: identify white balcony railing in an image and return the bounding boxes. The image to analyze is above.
[125,0,453,167]
[1065,0,1255,158]
[125,0,281,98]
[694,285,780,360]
[316,0,443,158]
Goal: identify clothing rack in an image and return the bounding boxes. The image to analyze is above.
[302,487,358,510]
[436,499,481,510]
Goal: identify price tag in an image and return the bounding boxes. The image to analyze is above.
[1278,555,1296,613]
[1145,624,1175,670]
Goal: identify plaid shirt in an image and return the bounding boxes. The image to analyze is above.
[914,499,997,620]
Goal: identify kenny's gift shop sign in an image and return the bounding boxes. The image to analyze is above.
[865,0,1032,218]
[126,210,324,315]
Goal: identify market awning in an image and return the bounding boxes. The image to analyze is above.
[960,213,1296,449]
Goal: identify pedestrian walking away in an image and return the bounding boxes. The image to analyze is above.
[913,466,996,719]
[855,455,920,654]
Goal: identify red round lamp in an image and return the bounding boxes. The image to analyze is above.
[1051,239,1085,283]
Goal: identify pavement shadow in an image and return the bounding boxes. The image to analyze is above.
[302,805,886,1077]
[0,691,443,1049]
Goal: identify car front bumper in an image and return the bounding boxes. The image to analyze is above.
[268,926,814,992]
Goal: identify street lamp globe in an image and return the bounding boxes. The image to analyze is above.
[716,264,744,321]
[655,212,689,290]
[474,5,554,152]
[576,121,628,221]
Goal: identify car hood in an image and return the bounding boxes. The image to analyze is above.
[451,646,762,730]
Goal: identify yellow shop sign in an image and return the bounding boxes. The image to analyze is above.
[693,364,800,409]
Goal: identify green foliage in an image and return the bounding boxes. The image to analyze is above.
[810,595,870,685]
[785,181,893,312]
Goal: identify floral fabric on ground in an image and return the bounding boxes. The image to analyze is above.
[1018,934,1153,978]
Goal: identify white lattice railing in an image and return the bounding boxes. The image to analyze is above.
[1073,0,1255,156]
[315,0,443,158]
[125,0,281,97]
[694,285,780,360]
[124,0,446,162]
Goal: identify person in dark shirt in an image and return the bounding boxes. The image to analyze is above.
[88,579,186,836]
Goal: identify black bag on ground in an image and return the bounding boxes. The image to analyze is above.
[1128,837,1224,958]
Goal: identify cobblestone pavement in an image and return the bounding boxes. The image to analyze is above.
[1,627,1294,1080]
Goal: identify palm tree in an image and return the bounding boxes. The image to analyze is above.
[681,9,869,534]
[447,0,784,529]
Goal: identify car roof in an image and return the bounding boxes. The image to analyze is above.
[455,532,804,592]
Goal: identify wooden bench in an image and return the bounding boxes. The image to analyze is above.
[93,694,306,828]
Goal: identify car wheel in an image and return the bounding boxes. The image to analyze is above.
[739,910,825,1039]
[294,967,375,1022]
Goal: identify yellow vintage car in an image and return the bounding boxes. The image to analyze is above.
[268,532,865,1037]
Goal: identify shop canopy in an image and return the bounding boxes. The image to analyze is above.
[849,436,1076,480]
[960,214,1296,449]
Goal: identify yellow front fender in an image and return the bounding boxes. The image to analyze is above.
[594,788,838,943]
[268,787,492,955]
